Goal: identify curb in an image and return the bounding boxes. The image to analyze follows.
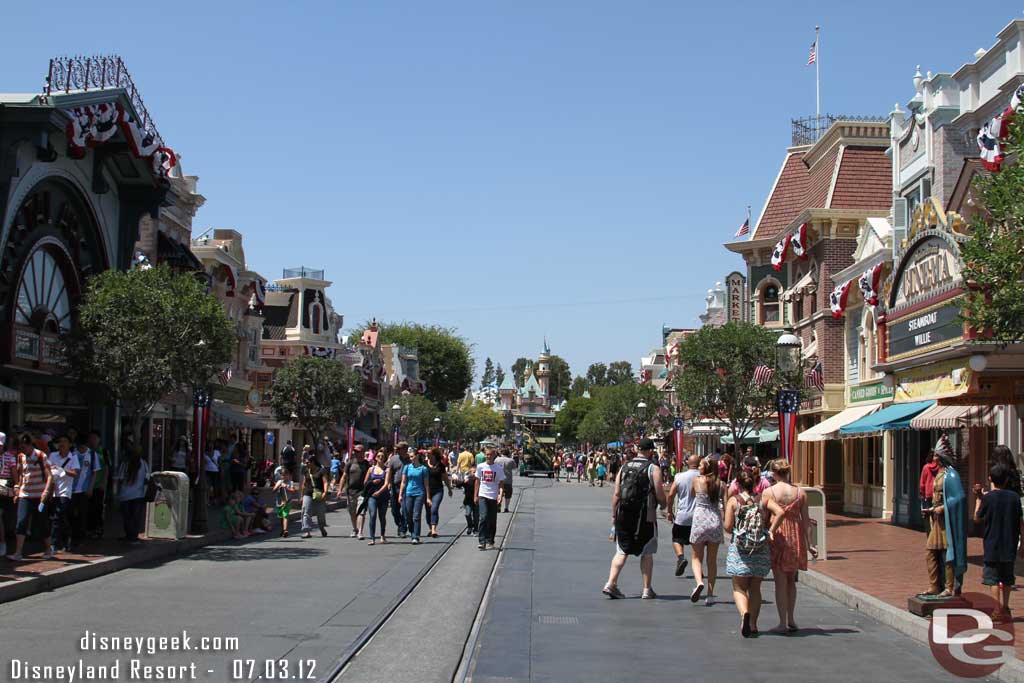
[0,498,345,605]
[801,568,1024,683]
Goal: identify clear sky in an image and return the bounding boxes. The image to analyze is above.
[2,2,1012,380]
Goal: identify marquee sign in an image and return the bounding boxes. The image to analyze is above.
[888,303,962,358]
[892,237,961,309]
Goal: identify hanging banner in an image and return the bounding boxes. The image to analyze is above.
[672,418,686,472]
[777,389,800,462]
[393,424,400,447]
[346,423,356,462]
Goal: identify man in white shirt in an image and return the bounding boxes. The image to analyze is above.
[474,447,505,550]
[70,436,97,551]
[666,453,701,580]
[48,435,80,555]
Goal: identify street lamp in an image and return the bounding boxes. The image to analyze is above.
[776,332,802,378]
[775,332,802,463]
[635,401,648,437]
[433,416,442,447]
[391,403,402,445]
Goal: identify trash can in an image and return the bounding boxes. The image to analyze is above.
[147,471,190,539]
[801,486,827,561]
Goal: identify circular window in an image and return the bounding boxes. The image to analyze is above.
[16,245,72,333]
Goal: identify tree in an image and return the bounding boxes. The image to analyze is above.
[607,361,636,385]
[586,362,608,387]
[672,322,790,448]
[569,376,590,398]
[554,396,592,443]
[511,357,532,387]
[495,363,506,388]
[447,400,505,444]
[480,357,496,389]
[63,265,235,452]
[269,356,364,458]
[962,109,1024,341]
[381,394,441,443]
[351,321,474,407]
[575,383,663,446]
[548,355,572,402]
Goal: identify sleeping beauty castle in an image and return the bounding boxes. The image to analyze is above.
[497,341,557,443]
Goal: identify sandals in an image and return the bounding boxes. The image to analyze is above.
[741,612,752,638]
[367,540,375,546]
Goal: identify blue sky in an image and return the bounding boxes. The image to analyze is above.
[3,2,1012,380]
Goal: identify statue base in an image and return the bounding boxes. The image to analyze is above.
[908,593,967,618]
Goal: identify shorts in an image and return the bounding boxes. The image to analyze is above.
[616,534,657,557]
[672,523,692,546]
[982,561,1016,587]
[276,503,290,520]
[501,482,512,497]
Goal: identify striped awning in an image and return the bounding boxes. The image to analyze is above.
[909,404,999,430]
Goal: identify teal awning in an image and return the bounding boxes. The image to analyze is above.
[839,400,935,436]
[721,428,779,445]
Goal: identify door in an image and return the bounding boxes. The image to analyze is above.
[823,440,844,512]
[893,431,928,530]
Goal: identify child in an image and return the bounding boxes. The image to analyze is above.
[330,453,342,490]
[273,470,297,537]
[973,463,1024,622]
[597,462,607,488]
[241,487,270,533]
[221,492,246,539]
[234,492,255,535]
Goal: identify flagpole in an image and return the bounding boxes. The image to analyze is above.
[815,25,821,124]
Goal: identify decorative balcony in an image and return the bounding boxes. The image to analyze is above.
[791,114,887,146]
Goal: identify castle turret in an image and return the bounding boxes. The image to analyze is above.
[536,340,551,405]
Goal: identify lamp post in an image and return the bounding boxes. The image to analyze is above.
[635,401,648,437]
[433,416,441,448]
[775,332,802,463]
[391,402,402,446]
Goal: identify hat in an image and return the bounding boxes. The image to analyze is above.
[934,434,954,466]
[638,438,656,451]
[396,441,409,450]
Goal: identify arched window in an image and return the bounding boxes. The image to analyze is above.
[310,302,323,334]
[758,279,781,325]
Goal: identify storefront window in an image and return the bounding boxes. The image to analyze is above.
[853,443,864,484]
[867,436,883,486]
[759,281,781,324]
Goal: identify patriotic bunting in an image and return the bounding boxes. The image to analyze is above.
[791,223,810,260]
[829,279,853,318]
[223,263,238,297]
[804,362,824,392]
[976,84,1024,172]
[672,418,685,471]
[753,364,775,387]
[253,279,267,307]
[771,235,791,272]
[777,389,800,462]
[858,263,883,306]
[307,346,336,359]
[63,101,177,178]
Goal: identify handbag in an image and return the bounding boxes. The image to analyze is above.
[309,469,325,502]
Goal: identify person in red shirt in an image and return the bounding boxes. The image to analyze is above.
[7,432,54,561]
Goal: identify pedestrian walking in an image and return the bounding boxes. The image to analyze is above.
[400,449,431,545]
[338,446,370,539]
[666,453,700,580]
[69,435,97,552]
[272,469,297,537]
[725,470,783,638]
[603,439,666,600]
[474,447,505,550]
[7,433,54,561]
[364,450,392,545]
[300,452,329,538]
[170,437,188,473]
[763,459,814,633]
[458,460,478,536]
[47,435,79,554]
[426,448,451,538]
[85,430,110,539]
[596,459,607,487]
[387,444,410,537]
[494,448,516,512]
[552,454,561,482]
[989,445,1023,496]
[973,462,1024,621]
[688,457,725,605]
[115,449,150,545]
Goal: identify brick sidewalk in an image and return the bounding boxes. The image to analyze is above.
[814,513,1024,658]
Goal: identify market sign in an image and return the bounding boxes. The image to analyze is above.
[894,360,970,402]
[888,302,962,358]
[849,380,894,404]
[726,271,748,323]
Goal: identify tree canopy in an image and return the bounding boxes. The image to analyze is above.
[480,357,496,389]
[381,394,441,443]
[269,356,364,454]
[446,400,506,444]
[574,382,663,446]
[554,396,592,442]
[63,265,235,448]
[607,360,635,385]
[511,357,531,387]
[547,355,572,402]
[671,322,787,446]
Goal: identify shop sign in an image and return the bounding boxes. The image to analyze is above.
[726,271,747,323]
[889,303,962,357]
[893,238,962,309]
[894,361,971,402]
[849,380,894,404]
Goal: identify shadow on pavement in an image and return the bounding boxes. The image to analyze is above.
[184,545,329,562]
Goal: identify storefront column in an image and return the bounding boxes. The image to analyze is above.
[999,404,1021,455]
[882,431,894,521]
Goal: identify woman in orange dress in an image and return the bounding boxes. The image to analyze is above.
[764,459,817,633]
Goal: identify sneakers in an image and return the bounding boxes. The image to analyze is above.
[486,542,495,549]
[301,532,312,539]
[641,588,658,600]
[478,543,487,550]
[350,531,358,538]
[705,595,715,607]
[675,557,688,577]
[411,538,420,545]
[602,584,625,599]
[43,550,57,560]
[690,583,704,603]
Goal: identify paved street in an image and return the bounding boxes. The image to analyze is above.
[466,478,965,683]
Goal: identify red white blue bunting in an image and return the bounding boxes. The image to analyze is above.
[771,234,791,272]
[791,223,810,259]
[829,279,853,318]
[62,100,177,178]
[223,263,238,297]
[858,263,883,307]
[977,84,1023,172]
[253,279,267,307]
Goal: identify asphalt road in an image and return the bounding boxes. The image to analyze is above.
[465,477,966,683]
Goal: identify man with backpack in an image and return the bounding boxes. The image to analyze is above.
[603,438,667,600]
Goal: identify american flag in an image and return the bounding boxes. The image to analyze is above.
[735,217,750,238]
[218,366,232,386]
[807,41,817,65]
[752,364,775,388]
[805,362,824,392]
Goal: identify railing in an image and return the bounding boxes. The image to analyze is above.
[44,55,161,143]
[282,267,324,280]
[791,114,887,146]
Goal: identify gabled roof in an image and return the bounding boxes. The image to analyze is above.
[752,151,809,240]
[498,374,516,392]
[520,372,542,396]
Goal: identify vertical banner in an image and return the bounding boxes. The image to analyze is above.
[672,418,685,471]
[346,423,355,462]
[393,424,400,447]
[191,388,210,486]
[777,389,800,462]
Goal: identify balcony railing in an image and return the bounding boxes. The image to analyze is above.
[282,267,324,280]
[791,114,887,146]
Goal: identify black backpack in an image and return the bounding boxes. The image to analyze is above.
[615,458,654,555]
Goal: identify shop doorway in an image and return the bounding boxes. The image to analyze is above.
[823,440,843,512]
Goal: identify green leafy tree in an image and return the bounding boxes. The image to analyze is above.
[548,355,572,402]
[351,321,474,407]
[480,357,496,389]
[575,383,663,446]
[962,111,1024,341]
[586,362,608,387]
[672,322,789,447]
[569,376,590,398]
[381,394,441,443]
[63,265,235,452]
[447,400,505,444]
[495,363,506,388]
[511,357,532,387]
[269,356,364,454]
[554,396,592,443]
[607,360,636,385]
